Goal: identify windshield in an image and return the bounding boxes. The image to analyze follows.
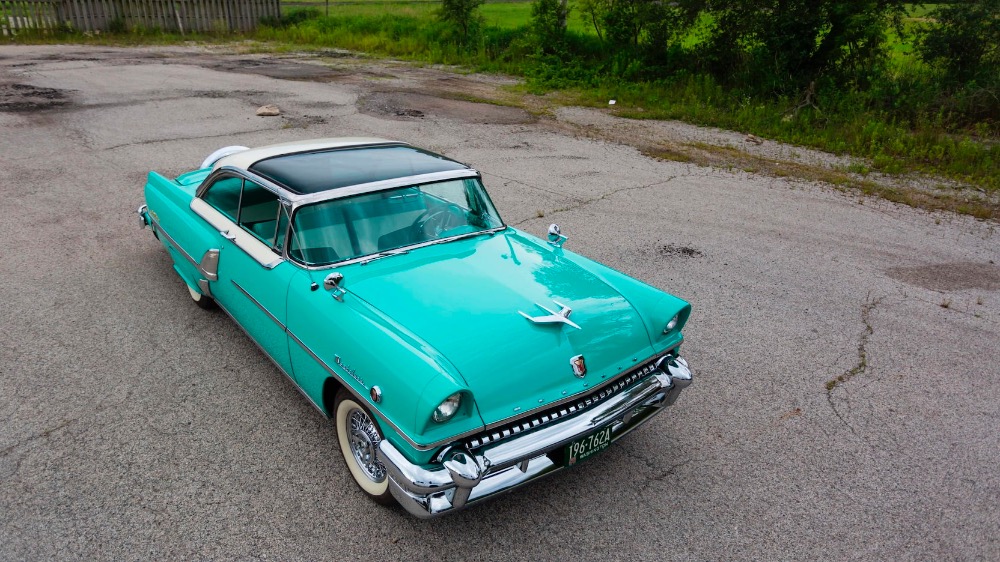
[287,177,504,266]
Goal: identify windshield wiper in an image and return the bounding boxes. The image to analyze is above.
[359,248,410,265]
[429,226,506,246]
[358,227,506,265]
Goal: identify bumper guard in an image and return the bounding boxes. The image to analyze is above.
[376,355,692,518]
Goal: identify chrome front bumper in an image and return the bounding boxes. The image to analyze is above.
[376,356,693,518]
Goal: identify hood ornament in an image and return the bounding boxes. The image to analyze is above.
[518,301,581,330]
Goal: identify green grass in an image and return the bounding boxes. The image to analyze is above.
[262,4,997,194]
[11,1,996,203]
[578,76,997,191]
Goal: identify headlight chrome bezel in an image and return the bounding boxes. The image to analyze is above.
[432,392,463,423]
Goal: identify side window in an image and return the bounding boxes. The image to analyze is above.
[275,205,290,251]
[201,176,242,221]
[239,181,281,246]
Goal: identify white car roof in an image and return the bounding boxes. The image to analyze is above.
[213,137,397,171]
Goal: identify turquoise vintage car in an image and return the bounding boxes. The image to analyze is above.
[138,138,693,517]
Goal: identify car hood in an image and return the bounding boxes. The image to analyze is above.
[344,228,657,426]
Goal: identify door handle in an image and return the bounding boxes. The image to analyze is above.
[220,230,236,241]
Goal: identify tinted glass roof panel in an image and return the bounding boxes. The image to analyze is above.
[248,145,469,195]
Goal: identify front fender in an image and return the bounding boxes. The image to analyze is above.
[286,269,484,462]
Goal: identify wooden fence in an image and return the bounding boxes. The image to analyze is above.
[1,0,281,35]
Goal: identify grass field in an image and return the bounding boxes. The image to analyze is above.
[284,1,595,33]
[283,1,942,44]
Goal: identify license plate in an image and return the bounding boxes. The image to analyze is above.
[564,426,613,467]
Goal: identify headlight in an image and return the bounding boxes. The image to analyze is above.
[663,313,680,334]
[432,392,462,423]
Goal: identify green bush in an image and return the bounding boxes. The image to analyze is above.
[917,0,999,123]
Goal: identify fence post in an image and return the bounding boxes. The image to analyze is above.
[172,0,182,34]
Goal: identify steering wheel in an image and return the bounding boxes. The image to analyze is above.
[412,208,463,238]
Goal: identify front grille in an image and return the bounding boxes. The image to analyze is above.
[465,353,668,450]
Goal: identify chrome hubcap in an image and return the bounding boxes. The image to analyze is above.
[347,408,387,483]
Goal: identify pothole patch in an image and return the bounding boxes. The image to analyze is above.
[359,91,534,124]
[0,83,72,112]
[205,59,343,81]
[886,262,1000,291]
[659,244,705,258]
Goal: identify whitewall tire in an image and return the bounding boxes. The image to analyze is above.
[334,389,394,505]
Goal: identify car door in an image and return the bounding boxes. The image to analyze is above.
[192,174,297,376]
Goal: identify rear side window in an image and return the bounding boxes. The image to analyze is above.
[202,176,242,221]
[239,181,281,246]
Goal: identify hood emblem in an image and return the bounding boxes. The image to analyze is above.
[570,355,587,378]
[518,301,581,330]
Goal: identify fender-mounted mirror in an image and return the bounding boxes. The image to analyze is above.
[324,272,347,301]
[547,223,568,248]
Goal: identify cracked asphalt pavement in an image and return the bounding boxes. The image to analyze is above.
[2,46,999,560]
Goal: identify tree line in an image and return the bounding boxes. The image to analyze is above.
[442,0,998,126]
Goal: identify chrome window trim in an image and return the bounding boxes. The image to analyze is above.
[293,169,481,205]
[282,174,505,271]
[198,166,481,207]
[196,167,491,270]
[197,167,290,201]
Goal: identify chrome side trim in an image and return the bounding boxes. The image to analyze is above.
[199,249,220,281]
[214,300,326,417]
[231,280,285,330]
[151,219,217,285]
[286,329,429,451]
[151,220,220,294]
[197,279,213,298]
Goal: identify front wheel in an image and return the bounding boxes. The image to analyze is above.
[334,389,395,505]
